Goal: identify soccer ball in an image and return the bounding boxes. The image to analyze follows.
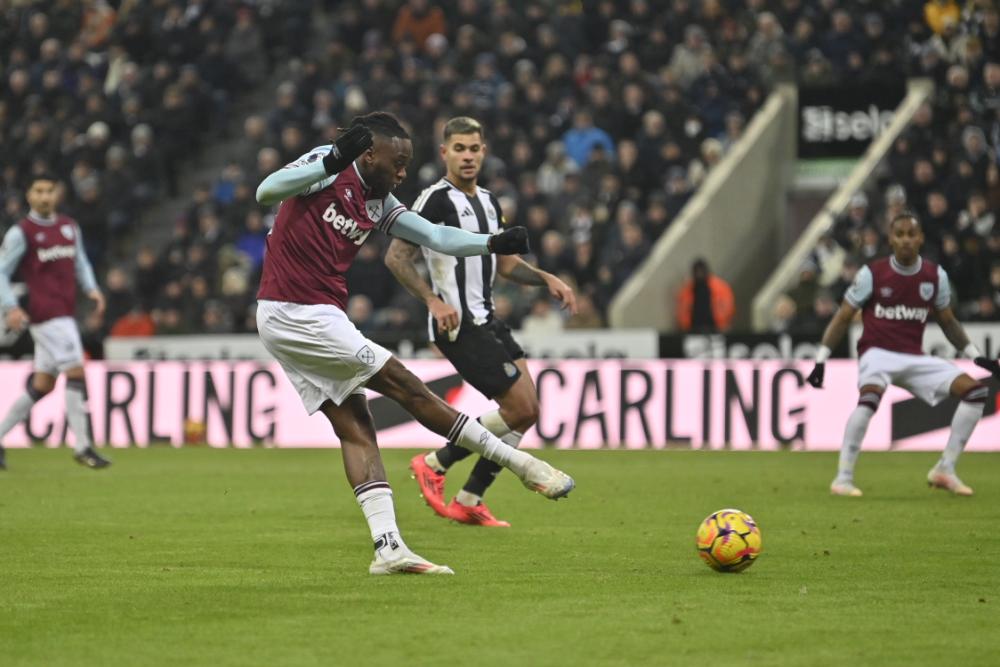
[696,509,762,573]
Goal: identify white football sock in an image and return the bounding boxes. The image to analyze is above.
[448,414,533,478]
[0,392,38,440]
[836,401,877,482]
[424,451,446,473]
[479,410,512,438]
[455,490,481,507]
[354,482,401,544]
[938,392,986,472]
[501,429,524,448]
[65,379,94,453]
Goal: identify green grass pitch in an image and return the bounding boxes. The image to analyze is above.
[2,448,998,667]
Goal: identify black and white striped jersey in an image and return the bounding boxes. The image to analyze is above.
[411,178,504,335]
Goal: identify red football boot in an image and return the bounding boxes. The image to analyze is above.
[446,499,511,527]
[409,453,449,517]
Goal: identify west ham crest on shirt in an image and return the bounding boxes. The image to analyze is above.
[365,199,383,222]
[60,224,74,240]
[919,282,934,301]
[880,287,893,298]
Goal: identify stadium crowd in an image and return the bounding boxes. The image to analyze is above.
[6,0,995,348]
[782,1,1000,334]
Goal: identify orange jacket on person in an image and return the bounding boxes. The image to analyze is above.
[924,0,960,35]
[392,4,446,50]
[110,311,156,337]
[676,275,735,332]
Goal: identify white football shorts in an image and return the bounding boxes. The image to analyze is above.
[29,316,85,375]
[857,347,964,406]
[256,300,392,413]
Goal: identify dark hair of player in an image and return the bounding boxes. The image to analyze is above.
[443,116,483,141]
[889,211,921,230]
[348,111,410,140]
[27,172,59,187]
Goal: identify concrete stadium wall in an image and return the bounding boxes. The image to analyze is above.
[609,84,798,332]
[750,79,935,331]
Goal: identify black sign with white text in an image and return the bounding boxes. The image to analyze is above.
[798,83,906,159]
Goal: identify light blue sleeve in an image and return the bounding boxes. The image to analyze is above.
[0,225,27,309]
[73,224,98,293]
[844,265,873,308]
[255,145,335,205]
[935,265,952,310]
[387,209,490,257]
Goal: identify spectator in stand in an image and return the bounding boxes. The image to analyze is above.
[521,296,565,335]
[676,258,735,333]
[925,0,962,36]
[670,25,713,89]
[562,110,615,168]
[392,0,446,52]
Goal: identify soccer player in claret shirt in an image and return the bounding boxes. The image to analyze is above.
[254,112,574,575]
[806,212,1000,497]
[385,117,577,527]
[0,173,109,470]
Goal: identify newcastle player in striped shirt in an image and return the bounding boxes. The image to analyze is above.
[386,117,577,527]
[254,112,574,575]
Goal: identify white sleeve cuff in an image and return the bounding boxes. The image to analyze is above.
[963,343,982,359]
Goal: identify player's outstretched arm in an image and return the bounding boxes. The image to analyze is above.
[932,306,999,378]
[255,126,373,205]
[497,255,578,314]
[807,300,858,388]
[0,226,29,329]
[387,209,529,257]
[384,238,459,333]
[934,307,978,356]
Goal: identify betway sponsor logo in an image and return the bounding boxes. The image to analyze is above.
[874,302,928,322]
[321,202,371,245]
[37,244,76,262]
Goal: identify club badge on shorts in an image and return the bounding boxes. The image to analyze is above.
[356,346,376,365]
[503,362,517,378]
[919,282,934,301]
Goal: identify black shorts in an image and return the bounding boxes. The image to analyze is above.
[434,317,525,399]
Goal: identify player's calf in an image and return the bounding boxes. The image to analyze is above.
[830,387,883,496]
[930,380,986,494]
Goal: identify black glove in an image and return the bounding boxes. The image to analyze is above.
[806,362,825,388]
[323,125,373,175]
[974,356,1000,380]
[487,226,530,255]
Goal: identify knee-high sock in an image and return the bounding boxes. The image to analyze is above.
[938,386,987,472]
[836,392,880,481]
[0,385,43,440]
[431,410,511,470]
[460,429,524,503]
[447,413,532,478]
[355,481,401,546]
[65,378,94,453]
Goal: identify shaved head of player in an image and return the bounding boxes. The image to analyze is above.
[352,112,413,200]
[887,213,923,266]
